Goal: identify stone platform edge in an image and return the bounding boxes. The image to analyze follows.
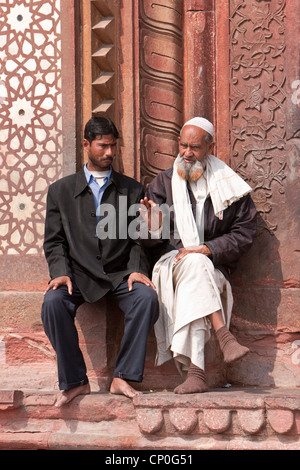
[0,387,300,450]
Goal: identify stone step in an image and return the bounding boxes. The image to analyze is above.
[0,388,300,450]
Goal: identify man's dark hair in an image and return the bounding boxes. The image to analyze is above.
[84,116,119,144]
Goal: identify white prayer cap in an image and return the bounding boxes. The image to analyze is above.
[182,117,214,137]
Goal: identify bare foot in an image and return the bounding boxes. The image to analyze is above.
[110,378,142,399]
[54,382,91,408]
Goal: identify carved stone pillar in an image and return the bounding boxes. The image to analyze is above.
[183,0,215,123]
[138,0,184,185]
[137,0,216,184]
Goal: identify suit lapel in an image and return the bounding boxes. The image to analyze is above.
[73,167,89,198]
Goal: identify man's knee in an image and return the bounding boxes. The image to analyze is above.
[178,253,213,271]
[41,286,76,323]
[42,288,60,322]
[133,284,159,322]
[42,286,67,310]
[141,285,158,308]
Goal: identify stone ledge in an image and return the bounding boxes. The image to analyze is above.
[0,388,300,450]
[0,390,22,411]
[133,388,300,437]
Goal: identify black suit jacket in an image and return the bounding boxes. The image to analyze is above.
[43,167,150,303]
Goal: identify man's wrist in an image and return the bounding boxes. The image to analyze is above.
[200,244,212,256]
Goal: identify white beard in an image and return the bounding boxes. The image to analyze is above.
[176,156,207,181]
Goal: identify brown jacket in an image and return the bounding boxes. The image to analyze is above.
[144,167,257,279]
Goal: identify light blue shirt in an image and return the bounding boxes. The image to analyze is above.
[84,164,112,217]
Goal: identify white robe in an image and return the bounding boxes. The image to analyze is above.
[152,154,251,373]
[152,251,233,372]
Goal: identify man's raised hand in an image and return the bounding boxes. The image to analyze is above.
[139,197,163,232]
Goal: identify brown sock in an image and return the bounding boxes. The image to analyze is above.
[174,364,209,394]
[216,326,249,364]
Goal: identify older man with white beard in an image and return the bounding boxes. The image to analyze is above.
[140,117,257,394]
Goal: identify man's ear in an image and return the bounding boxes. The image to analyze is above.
[208,141,214,154]
[83,139,90,151]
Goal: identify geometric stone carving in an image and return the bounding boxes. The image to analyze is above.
[0,0,63,254]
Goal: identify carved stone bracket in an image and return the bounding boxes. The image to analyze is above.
[90,0,119,119]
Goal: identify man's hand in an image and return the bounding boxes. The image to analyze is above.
[44,276,73,296]
[174,245,212,264]
[139,197,162,232]
[127,272,156,292]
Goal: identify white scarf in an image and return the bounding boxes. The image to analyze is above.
[171,154,252,246]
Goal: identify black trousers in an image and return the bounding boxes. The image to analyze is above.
[41,279,159,391]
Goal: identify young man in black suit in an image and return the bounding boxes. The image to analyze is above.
[42,116,158,406]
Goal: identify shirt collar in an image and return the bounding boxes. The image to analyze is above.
[74,165,127,198]
[84,163,112,184]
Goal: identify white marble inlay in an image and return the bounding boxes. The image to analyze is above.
[0,0,63,255]
[7,5,33,33]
